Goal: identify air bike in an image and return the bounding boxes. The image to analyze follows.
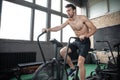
[86,41,119,80]
[32,31,66,80]
[32,31,79,80]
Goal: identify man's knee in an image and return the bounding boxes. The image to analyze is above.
[60,47,67,56]
[60,47,72,56]
[78,56,85,67]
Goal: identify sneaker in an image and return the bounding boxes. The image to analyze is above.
[68,68,76,76]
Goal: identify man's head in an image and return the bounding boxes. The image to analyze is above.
[65,4,76,18]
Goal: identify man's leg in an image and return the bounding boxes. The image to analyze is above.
[78,56,86,80]
[60,47,75,69]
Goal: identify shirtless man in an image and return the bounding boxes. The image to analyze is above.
[42,4,96,80]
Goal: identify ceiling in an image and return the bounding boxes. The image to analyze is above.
[66,0,88,7]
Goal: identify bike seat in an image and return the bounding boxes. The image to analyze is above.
[50,39,63,47]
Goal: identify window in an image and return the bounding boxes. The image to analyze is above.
[0,1,31,40]
[34,10,47,41]
[88,0,120,18]
[36,0,47,7]
[88,0,107,18]
[51,0,61,11]
[109,0,120,12]
[51,14,61,41]
[0,0,76,41]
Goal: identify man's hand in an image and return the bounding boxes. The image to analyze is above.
[79,35,87,40]
[42,28,49,32]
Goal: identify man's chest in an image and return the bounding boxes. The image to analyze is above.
[69,20,84,30]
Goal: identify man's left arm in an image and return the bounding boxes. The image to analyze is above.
[84,17,97,38]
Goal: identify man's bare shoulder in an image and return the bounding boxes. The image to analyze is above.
[62,19,70,25]
[79,15,90,23]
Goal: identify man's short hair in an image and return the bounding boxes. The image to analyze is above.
[65,4,76,10]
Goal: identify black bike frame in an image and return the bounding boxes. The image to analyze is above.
[64,37,79,80]
[37,31,47,63]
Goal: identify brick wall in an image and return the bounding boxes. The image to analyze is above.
[90,11,120,48]
[91,11,120,28]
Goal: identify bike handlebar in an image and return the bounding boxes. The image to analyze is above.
[69,37,79,39]
[96,40,117,65]
[37,31,47,63]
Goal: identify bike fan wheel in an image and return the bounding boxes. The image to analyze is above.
[32,63,54,80]
[32,62,67,80]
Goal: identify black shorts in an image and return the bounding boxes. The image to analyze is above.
[69,38,90,58]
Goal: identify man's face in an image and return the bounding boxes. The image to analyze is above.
[66,7,75,18]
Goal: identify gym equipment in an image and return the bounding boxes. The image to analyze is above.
[32,31,67,80]
[86,41,119,80]
[113,42,120,79]
[64,37,80,80]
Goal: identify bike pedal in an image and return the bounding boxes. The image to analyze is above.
[70,70,76,77]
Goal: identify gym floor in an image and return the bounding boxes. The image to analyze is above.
[10,64,97,80]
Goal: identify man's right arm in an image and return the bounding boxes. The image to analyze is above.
[42,20,69,32]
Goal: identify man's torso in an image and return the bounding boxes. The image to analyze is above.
[68,15,89,37]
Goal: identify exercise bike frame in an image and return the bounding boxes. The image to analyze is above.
[33,31,65,80]
[96,41,117,65]
[37,31,47,63]
[64,37,79,80]
[86,41,119,80]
